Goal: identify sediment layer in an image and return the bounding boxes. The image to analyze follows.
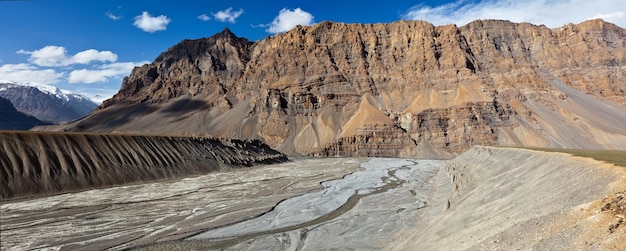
[0,131,287,200]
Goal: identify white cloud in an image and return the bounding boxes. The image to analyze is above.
[17,46,117,67]
[74,88,120,104]
[68,61,150,84]
[17,46,66,67]
[212,7,244,23]
[71,49,117,65]
[106,11,121,20]
[197,13,211,21]
[403,0,626,28]
[133,11,171,33]
[266,8,314,33]
[0,63,63,84]
[593,11,625,21]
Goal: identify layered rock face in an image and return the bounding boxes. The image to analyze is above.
[57,19,626,157]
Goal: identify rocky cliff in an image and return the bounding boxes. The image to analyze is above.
[55,19,626,157]
[0,131,287,200]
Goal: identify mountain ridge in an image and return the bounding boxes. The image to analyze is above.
[0,96,51,130]
[52,19,626,157]
[0,81,99,123]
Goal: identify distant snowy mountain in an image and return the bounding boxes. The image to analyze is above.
[82,94,110,104]
[0,80,99,124]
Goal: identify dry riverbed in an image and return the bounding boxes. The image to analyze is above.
[1,158,446,250]
[3,147,625,250]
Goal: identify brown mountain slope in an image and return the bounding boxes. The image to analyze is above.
[50,19,626,157]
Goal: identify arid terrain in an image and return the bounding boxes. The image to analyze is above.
[394,147,626,250]
[2,18,626,251]
[2,147,624,250]
[1,158,363,250]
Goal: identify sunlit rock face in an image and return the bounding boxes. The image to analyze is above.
[55,19,626,157]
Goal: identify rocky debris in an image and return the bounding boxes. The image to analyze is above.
[319,124,417,157]
[55,19,626,157]
[0,131,288,200]
[601,191,625,233]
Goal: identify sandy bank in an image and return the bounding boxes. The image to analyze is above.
[0,131,287,200]
[393,146,626,250]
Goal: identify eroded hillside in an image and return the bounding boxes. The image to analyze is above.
[0,131,287,200]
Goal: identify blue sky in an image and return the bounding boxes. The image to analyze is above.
[1,0,624,103]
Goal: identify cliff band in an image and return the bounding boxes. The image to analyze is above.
[50,19,626,157]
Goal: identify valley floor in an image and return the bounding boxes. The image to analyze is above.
[1,158,446,250]
[2,147,625,250]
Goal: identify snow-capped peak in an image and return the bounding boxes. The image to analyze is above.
[0,80,97,104]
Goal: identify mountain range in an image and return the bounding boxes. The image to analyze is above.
[0,96,50,130]
[49,19,626,157]
[0,81,98,124]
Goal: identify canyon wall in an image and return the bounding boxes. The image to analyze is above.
[52,19,626,157]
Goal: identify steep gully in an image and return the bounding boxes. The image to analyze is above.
[0,131,288,200]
